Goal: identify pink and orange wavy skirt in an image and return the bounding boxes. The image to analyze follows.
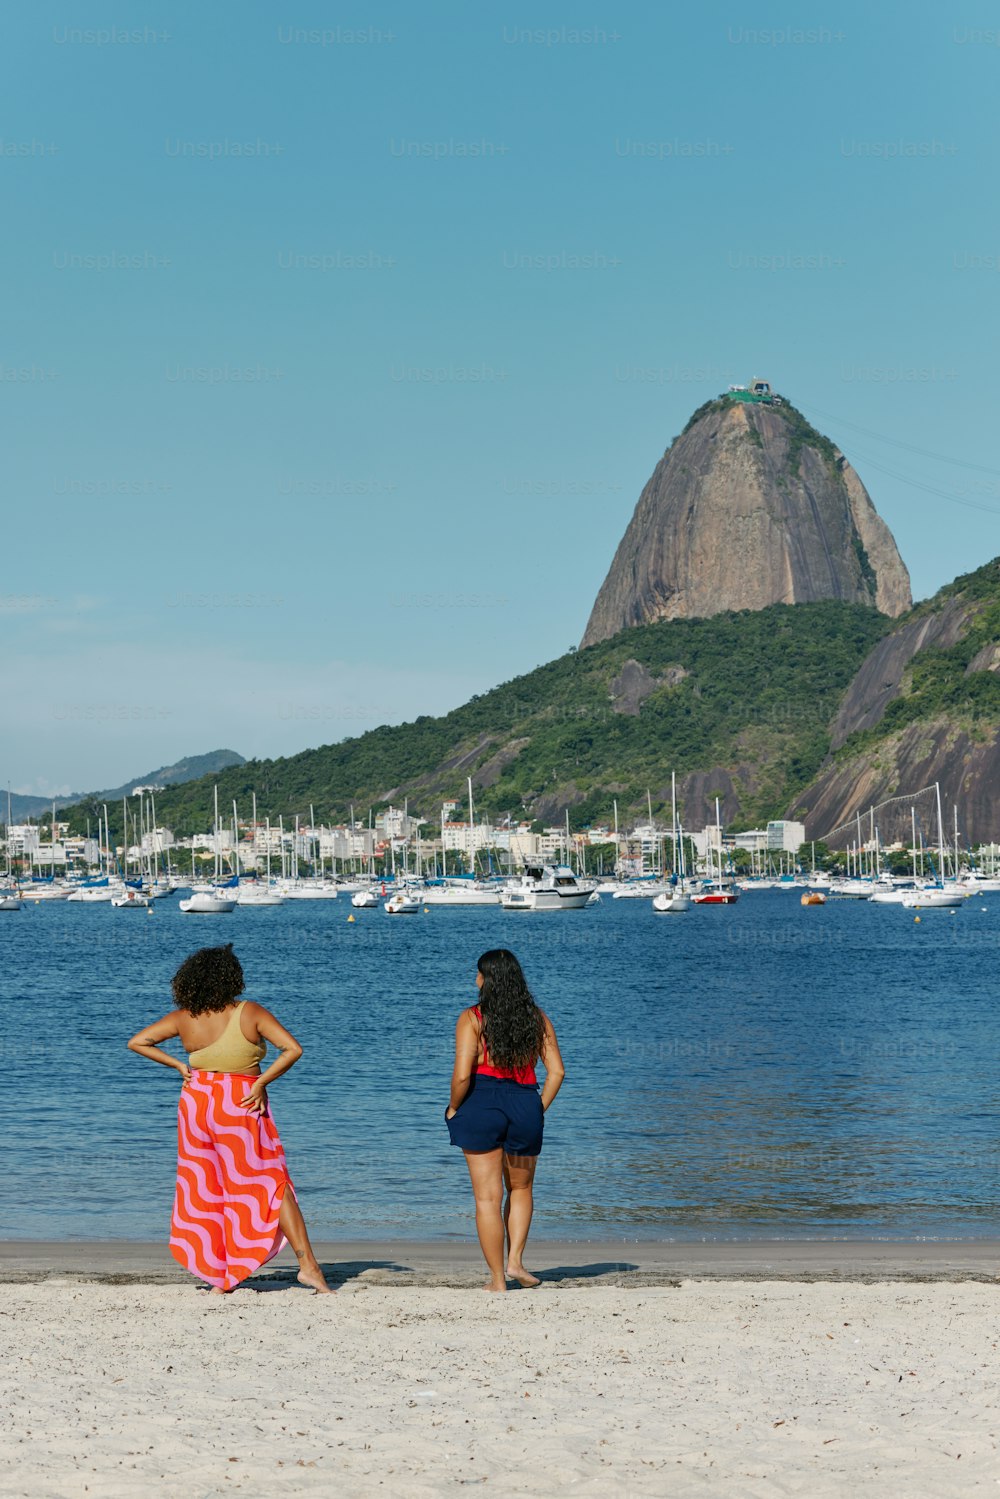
[171,1071,292,1291]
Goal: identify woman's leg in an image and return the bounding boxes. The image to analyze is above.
[503,1154,540,1287]
[279,1190,333,1293]
[463,1149,507,1291]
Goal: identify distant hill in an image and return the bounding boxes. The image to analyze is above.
[5,749,246,823]
[582,392,911,646]
[61,604,888,840]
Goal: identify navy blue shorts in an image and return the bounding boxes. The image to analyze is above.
[446,1074,544,1157]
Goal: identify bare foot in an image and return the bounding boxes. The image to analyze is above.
[483,1279,508,1294]
[297,1265,334,1295]
[506,1264,541,1288]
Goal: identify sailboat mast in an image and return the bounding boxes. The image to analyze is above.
[935,781,946,884]
[467,777,474,876]
[671,772,678,882]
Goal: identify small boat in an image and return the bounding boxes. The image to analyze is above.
[691,883,739,906]
[67,885,118,903]
[351,888,380,909]
[901,887,966,910]
[652,889,691,913]
[800,891,826,906]
[0,892,23,911]
[827,879,874,899]
[867,888,911,905]
[420,881,500,907]
[24,883,71,901]
[611,881,669,900]
[278,880,339,900]
[179,891,238,914]
[385,891,421,914]
[236,884,285,907]
[112,890,153,909]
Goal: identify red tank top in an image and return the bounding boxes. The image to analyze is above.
[473,1005,537,1085]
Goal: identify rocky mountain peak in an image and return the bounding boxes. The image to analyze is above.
[581,392,911,647]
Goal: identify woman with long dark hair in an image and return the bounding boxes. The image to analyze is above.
[127,943,331,1295]
[446,948,565,1292]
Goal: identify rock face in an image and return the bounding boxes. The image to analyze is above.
[794,719,1000,847]
[581,398,911,647]
[827,598,971,750]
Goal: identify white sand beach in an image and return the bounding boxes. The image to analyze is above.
[1,1243,998,1498]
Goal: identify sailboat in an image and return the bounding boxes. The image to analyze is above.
[901,785,967,909]
[180,786,237,912]
[653,774,692,912]
[692,798,739,904]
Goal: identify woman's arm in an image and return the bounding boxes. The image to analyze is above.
[126,1012,189,1081]
[238,1005,304,1113]
[538,1013,565,1112]
[446,1010,479,1118]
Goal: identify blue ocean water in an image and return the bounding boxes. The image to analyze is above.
[2,892,998,1241]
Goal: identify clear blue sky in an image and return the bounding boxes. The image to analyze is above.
[4,1,999,795]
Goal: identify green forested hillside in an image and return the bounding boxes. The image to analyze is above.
[64,601,887,837]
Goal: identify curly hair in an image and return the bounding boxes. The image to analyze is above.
[477,948,544,1072]
[171,943,246,1015]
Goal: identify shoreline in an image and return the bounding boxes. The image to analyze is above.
[4,1236,998,1285]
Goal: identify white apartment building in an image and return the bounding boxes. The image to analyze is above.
[318,826,377,861]
[4,824,42,855]
[766,820,806,853]
[376,806,422,841]
[441,822,497,855]
[140,828,175,854]
[62,836,101,865]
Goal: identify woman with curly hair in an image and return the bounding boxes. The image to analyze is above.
[446,948,565,1292]
[127,943,330,1295]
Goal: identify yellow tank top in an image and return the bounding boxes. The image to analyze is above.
[188,1001,266,1073]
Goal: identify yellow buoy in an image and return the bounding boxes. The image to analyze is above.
[347,914,355,922]
[914,916,921,923]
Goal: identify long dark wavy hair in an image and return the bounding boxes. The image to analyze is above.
[171,943,245,1015]
[477,949,544,1071]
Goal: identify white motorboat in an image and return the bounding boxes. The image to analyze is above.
[67,884,119,903]
[499,865,591,911]
[0,892,22,911]
[652,888,692,913]
[868,888,912,905]
[236,884,285,907]
[112,890,153,909]
[23,883,71,901]
[827,879,875,899]
[901,887,967,910]
[611,882,669,900]
[180,891,238,914]
[960,876,1000,893]
[420,881,500,907]
[385,891,421,914]
[278,880,338,900]
[351,888,381,909]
